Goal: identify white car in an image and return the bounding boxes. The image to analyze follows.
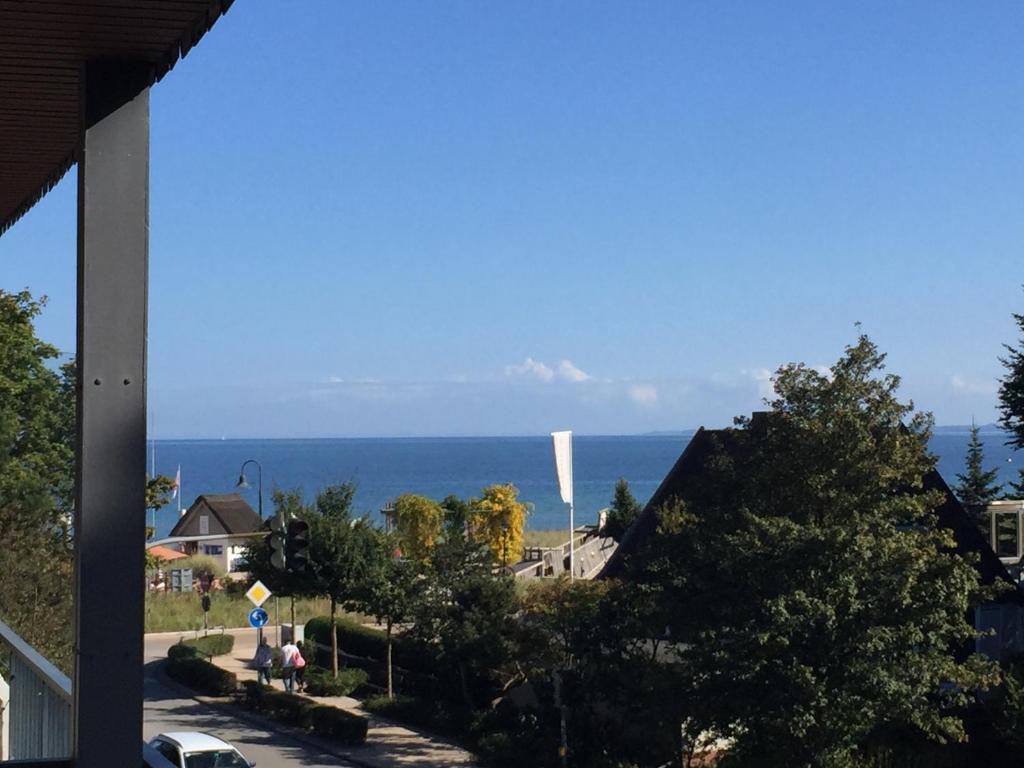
[148,732,254,768]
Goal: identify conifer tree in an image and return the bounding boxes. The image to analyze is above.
[999,304,1024,498]
[603,477,642,541]
[954,422,1002,510]
[999,307,1024,449]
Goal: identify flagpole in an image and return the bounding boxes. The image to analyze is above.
[569,500,575,581]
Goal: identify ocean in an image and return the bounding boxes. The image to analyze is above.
[148,431,1023,540]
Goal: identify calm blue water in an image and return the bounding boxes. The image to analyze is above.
[148,431,1024,540]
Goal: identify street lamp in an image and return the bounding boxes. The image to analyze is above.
[236,459,263,520]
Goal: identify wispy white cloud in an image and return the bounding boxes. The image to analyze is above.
[627,383,658,407]
[951,374,998,397]
[505,357,592,383]
[556,360,591,383]
[505,357,555,382]
[742,368,775,400]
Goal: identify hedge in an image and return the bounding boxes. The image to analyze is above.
[305,616,429,675]
[166,656,238,696]
[183,634,234,657]
[303,667,369,697]
[239,681,367,745]
[363,694,469,741]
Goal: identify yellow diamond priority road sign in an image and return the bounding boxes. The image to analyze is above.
[245,580,272,608]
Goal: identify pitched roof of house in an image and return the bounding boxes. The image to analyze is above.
[168,494,262,538]
[146,545,188,562]
[599,426,1014,588]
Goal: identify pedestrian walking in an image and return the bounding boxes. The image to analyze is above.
[281,638,299,694]
[253,637,273,686]
[294,641,307,692]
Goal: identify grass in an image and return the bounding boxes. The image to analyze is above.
[522,529,571,548]
[145,592,335,633]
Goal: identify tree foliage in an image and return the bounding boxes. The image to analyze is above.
[0,290,74,671]
[624,335,999,766]
[603,477,642,541]
[391,492,443,562]
[999,305,1024,450]
[355,529,419,697]
[954,422,1002,511]
[469,483,528,566]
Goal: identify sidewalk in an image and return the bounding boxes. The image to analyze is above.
[209,627,479,768]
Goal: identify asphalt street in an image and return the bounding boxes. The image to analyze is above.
[144,631,354,768]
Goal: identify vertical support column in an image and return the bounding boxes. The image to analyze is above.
[75,62,150,768]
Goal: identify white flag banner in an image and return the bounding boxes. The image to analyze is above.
[172,465,181,499]
[551,430,573,505]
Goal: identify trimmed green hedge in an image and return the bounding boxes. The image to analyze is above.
[305,617,428,674]
[166,656,237,696]
[364,694,468,741]
[184,634,234,657]
[303,667,369,697]
[239,681,367,745]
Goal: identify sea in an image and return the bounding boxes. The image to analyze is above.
[148,430,1024,540]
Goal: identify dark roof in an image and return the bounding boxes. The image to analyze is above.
[0,0,234,234]
[600,427,1014,588]
[168,494,262,538]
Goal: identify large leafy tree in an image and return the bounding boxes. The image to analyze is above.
[999,305,1024,496]
[954,422,1002,513]
[409,530,519,709]
[307,482,378,676]
[391,492,443,562]
[469,483,528,566]
[626,336,999,767]
[0,290,75,671]
[354,529,418,698]
[602,477,642,541]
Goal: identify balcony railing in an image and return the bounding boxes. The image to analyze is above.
[0,618,71,763]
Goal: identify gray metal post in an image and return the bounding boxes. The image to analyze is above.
[74,61,150,768]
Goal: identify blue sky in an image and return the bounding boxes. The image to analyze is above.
[3,2,1024,437]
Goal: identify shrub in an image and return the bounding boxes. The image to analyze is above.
[305,616,429,674]
[165,656,237,696]
[308,705,369,745]
[167,642,200,662]
[183,633,234,658]
[173,554,226,584]
[303,667,369,697]
[237,680,367,745]
[364,694,468,741]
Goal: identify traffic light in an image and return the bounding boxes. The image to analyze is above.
[286,519,311,573]
[267,513,286,571]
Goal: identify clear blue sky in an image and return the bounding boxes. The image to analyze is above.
[3,1,1024,437]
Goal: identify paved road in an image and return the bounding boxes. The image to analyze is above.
[144,631,354,768]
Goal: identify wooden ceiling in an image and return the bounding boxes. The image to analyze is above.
[0,0,234,235]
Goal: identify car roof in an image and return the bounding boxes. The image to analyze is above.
[156,732,233,752]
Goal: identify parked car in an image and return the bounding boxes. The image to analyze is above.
[147,732,254,768]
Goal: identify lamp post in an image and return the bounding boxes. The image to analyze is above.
[236,459,263,520]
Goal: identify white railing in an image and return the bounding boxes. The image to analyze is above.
[0,618,72,762]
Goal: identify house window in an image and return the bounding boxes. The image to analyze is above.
[994,512,1020,559]
[204,545,223,556]
[199,515,209,535]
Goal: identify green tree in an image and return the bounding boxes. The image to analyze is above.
[626,336,999,767]
[602,478,642,541]
[241,488,318,632]
[410,531,519,709]
[441,494,470,538]
[999,303,1024,497]
[307,482,378,676]
[391,492,443,562]
[355,529,418,698]
[0,289,75,671]
[145,473,177,540]
[954,422,1002,514]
